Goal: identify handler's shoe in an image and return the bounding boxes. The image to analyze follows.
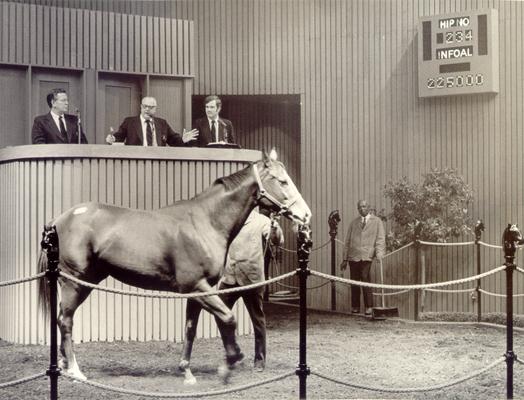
[351,308,359,314]
[254,359,265,372]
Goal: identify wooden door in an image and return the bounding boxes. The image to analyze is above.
[0,65,28,146]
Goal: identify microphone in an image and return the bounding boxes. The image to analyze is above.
[70,106,82,144]
[219,119,229,143]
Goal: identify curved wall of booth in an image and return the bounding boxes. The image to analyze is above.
[0,145,260,344]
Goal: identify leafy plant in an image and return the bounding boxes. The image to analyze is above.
[382,168,474,250]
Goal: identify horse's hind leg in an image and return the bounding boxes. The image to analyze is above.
[191,279,242,383]
[58,280,92,380]
[178,299,203,385]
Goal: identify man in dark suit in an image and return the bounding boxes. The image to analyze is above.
[190,95,236,147]
[31,88,88,144]
[106,96,198,146]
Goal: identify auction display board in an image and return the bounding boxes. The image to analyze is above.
[418,9,499,97]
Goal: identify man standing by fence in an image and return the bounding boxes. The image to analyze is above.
[340,199,385,316]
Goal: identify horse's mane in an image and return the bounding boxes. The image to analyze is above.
[214,163,254,191]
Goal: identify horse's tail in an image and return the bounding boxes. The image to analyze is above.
[37,248,50,318]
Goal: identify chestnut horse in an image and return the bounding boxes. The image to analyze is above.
[38,150,311,382]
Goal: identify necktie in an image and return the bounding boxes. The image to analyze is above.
[59,116,68,142]
[146,120,154,146]
[211,120,217,142]
[361,217,366,229]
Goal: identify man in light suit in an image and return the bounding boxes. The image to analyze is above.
[340,199,386,316]
[190,95,236,147]
[106,96,198,146]
[31,88,88,144]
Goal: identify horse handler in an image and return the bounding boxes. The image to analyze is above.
[215,210,283,372]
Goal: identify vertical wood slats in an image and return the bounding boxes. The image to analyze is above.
[3,0,524,317]
[0,154,253,345]
[0,1,193,76]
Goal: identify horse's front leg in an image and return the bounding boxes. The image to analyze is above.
[179,299,202,385]
[192,279,242,383]
[57,281,91,381]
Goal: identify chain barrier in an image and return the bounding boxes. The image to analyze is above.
[0,372,46,389]
[310,265,506,290]
[418,240,475,247]
[0,272,46,287]
[382,242,414,258]
[311,357,505,393]
[63,370,295,398]
[59,270,296,299]
[0,227,519,399]
[478,288,524,298]
[372,289,411,297]
[478,241,503,250]
[424,287,476,294]
[516,358,524,366]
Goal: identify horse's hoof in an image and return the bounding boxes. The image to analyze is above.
[66,368,87,381]
[58,359,66,370]
[183,375,197,385]
[218,363,232,384]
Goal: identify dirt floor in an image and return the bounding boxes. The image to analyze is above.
[0,302,523,400]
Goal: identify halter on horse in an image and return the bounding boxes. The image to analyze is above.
[38,150,311,382]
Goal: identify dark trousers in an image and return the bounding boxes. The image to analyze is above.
[349,260,373,309]
[217,282,266,362]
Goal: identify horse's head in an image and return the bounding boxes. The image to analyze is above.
[502,223,524,259]
[253,149,311,226]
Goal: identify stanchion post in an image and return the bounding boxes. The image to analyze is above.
[474,220,484,323]
[296,224,312,399]
[502,224,522,399]
[413,222,422,321]
[328,210,340,311]
[41,225,60,400]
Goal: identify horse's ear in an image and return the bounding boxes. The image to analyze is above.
[269,148,278,161]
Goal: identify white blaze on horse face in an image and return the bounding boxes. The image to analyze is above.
[269,148,278,161]
[73,206,88,215]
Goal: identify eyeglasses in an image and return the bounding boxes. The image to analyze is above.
[141,104,157,109]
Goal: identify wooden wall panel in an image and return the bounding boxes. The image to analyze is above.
[0,1,193,76]
[0,146,259,344]
[4,0,524,317]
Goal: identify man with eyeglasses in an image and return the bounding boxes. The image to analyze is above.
[106,96,198,146]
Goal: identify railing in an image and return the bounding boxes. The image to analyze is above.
[1,219,523,399]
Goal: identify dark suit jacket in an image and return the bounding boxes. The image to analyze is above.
[113,116,184,146]
[191,117,236,147]
[31,113,88,144]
